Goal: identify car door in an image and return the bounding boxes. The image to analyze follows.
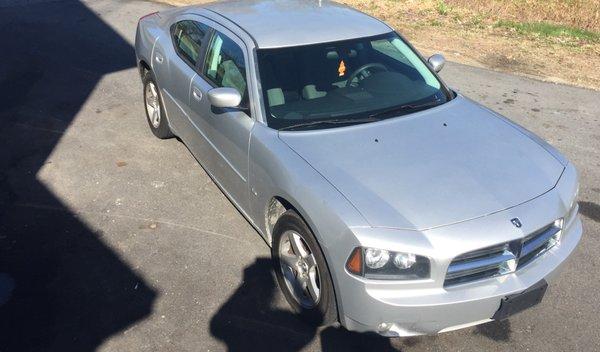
[153,19,211,146]
[188,24,254,212]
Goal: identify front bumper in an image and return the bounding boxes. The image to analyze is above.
[340,217,582,337]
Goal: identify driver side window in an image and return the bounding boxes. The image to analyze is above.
[203,31,248,100]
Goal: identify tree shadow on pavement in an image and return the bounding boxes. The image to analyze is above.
[0,1,156,351]
[210,258,401,351]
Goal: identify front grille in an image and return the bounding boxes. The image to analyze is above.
[518,224,561,268]
[445,222,560,287]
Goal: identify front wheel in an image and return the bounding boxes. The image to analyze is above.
[142,70,173,139]
[272,210,338,325]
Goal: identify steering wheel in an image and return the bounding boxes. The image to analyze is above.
[346,63,388,87]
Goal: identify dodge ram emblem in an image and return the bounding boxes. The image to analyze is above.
[511,218,523,228]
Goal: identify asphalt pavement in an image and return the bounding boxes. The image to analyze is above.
[0,0,599,351]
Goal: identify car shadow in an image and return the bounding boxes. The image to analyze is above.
[0,1,156,351]
[210,258,404,351]
[579,201,600,223]
[319,326,403,351]
[211,257,521,350]
[209,258,317,351]
[473,319,512,342]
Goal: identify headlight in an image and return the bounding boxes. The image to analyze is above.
[346,247,430,280]
[364,248,390,269]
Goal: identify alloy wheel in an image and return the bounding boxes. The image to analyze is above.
[278,230,321,308]
[145,82,161,128]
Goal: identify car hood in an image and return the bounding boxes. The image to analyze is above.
[278,96,565,231]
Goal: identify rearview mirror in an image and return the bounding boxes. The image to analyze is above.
[207,87,242,108]
[428,54,446,73]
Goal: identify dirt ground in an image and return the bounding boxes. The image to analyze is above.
[348,0,600,90]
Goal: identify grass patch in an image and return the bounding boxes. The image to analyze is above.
[496,20,600,43]
[436,0,449,16]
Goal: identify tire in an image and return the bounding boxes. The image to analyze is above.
[272,210,338,326]
[142,70,173,139]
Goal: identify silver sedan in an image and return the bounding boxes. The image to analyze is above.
[134,0,582,337]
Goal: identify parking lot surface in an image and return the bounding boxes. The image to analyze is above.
[0,0,599,351]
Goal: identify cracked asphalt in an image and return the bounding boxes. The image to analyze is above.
[0,0,599,351]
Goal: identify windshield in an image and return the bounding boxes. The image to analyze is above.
[257,32,452,131]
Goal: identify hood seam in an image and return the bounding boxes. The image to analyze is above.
[351,166,565,232]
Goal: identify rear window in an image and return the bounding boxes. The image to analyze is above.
[171,20,209,67]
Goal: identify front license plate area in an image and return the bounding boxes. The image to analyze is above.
[492,279,548,321]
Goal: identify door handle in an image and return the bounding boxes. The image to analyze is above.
[192,87,203,101]
[155,53,164,64]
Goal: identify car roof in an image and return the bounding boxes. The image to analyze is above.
[197,0,392,48]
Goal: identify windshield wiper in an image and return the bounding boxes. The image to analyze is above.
[278,98,444,131]
[279,117,381,131]
[369,99,444,120]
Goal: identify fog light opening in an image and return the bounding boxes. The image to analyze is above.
[377,322,393,333]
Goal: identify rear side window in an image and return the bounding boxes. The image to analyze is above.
[171,20,209,67]
[203,31,247,99]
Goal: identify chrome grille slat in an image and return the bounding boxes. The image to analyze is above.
[446,252,515,280]
[523,223,553,241]
[444,268,499,287]
[521,226,560,258]
[452,243,507,262]
[444,222,561,287]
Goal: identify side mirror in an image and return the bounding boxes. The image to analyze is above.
[428,54,446,73]
[207,87,242,108]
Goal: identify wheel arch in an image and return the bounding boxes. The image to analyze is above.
[266,194,342,324]
[265,196,293,245]
[265,195,320,247]
[138,59,151,79]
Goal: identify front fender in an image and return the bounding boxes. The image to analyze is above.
[248,123,367,247]
[248,123,369,320]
